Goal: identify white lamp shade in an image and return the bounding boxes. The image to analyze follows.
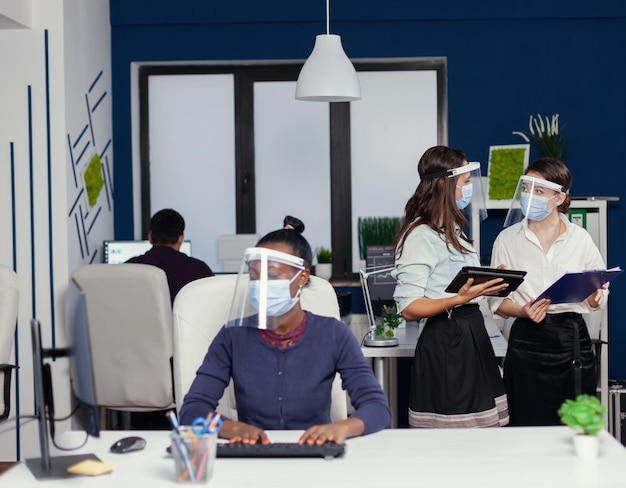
[295,34,361,102]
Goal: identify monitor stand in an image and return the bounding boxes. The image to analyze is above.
[25,454,101,480]
[27,319,99,480]
[363,333,399,347]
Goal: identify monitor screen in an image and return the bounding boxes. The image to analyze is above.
[103,240,191,264]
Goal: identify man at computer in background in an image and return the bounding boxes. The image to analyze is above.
[126,208,214,303]
[126,208,214,430]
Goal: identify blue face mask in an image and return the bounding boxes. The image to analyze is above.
[456,183,473,210]
[248,272,302,317]
[519,193,557,221]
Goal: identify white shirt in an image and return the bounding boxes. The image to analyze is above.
[392,224,481,312]
[489,213,608,316]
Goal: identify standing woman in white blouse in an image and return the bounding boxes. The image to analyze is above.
[489,157,607,426]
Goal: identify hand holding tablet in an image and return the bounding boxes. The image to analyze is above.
[445,266,527,297]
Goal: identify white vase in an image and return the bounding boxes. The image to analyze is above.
[573,433,599,460]
[315,263,333,281]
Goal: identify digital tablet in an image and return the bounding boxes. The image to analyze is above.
[445,266,527,297]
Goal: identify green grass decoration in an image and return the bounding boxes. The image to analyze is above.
[84,154,104,206]
[357,217,402,260]
[488,147,527,200]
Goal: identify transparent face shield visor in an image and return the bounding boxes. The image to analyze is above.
[225,247,305,330]
[503,175,565,227]
[449,162,487,221]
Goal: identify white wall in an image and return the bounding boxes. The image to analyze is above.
[0,0,113,461]
[0,0,32,28]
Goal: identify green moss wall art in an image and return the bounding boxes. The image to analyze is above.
[487,144,530,200]
[84,154,105,206]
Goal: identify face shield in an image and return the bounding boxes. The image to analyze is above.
[504,175,565,227]
[225,247,305,330]
[422,161,487,221]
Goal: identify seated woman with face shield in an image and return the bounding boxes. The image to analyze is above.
[179,216,391,444]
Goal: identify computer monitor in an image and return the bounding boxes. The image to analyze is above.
[103,239,192,264]
[25,279,100,479]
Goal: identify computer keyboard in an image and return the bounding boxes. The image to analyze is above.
[216,441,345,459]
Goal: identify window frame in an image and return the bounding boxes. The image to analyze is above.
[138,58,447,279]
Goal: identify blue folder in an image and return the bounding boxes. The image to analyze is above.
[535,267,623,304]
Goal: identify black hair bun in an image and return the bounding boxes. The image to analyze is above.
[283,215,305,234]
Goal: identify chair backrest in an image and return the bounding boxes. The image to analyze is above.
[70,263,175,411]
[0,265,18,420]
[172,274,347,421]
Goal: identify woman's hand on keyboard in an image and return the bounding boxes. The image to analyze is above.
[299,418,366,445]
[220,420,270,445]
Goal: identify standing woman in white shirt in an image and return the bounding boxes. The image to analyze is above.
[392,145,510,428]
[489,157,607,426]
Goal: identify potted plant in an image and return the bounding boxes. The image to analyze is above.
[357,217,402,269]
[375,305,402,338]
[513,113,568,162]
[557,394,605,460]
[315,246,333,281]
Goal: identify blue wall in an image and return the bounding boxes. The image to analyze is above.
[109,1,626,376]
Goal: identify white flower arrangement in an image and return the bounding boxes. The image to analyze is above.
[513,113,567,161]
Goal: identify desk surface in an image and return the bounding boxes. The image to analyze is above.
[4,428,626,487]
[361,319,507,358]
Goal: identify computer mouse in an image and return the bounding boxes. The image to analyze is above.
[110,436,147,454]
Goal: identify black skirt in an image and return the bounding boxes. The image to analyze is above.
[408,304,509,428]
[504,312,597,426]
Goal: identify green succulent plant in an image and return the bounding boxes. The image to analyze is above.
[557,394,605,435]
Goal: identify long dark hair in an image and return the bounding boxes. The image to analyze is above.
[525,157,572,214]
[394,146,472,256]
[256,215,313,269]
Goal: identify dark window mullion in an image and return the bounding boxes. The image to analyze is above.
[234,70,256,233]
[138,67,152,238]
[330,102,352,279]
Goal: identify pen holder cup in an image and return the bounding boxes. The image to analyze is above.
[170,428,218,483]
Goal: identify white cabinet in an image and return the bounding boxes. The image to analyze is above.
[471,197,617,416]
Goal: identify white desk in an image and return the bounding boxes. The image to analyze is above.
[361,319,507,427]
[4,428,626,487]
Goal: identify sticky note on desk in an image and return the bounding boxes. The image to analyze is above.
[67,459,115,476]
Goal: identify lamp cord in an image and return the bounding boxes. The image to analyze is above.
[326,0,330,35]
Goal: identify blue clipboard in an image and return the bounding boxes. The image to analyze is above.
[535,267,623,304]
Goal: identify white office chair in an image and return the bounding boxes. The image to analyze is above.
[70,263,175,427]
[172,274,348,421]
[0,265,19,422]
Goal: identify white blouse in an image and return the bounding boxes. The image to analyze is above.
[392,224,480,312]
[489,213,608,316]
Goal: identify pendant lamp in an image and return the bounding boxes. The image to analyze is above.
[295,0,361,102]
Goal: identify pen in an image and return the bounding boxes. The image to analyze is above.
[166,410,196,481]
[195,413,222,481]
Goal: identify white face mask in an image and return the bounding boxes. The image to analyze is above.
[456,183,473,210]
[248,271,302,317]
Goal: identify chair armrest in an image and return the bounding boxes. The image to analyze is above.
[0,364,18,422]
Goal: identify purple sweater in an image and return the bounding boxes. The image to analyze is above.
[179,312,391,435]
